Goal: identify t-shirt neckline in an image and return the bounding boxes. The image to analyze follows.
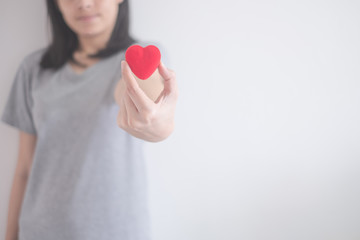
[64,57,107,79]
[63,49,126,79]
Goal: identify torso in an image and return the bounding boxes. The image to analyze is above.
[11,47,151,239]
[68,50,100,74]
[68,62,90,74]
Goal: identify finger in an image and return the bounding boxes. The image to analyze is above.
[158,60,178,103]
[124,88,140,116]
[154,89,165,105]
[121,60,154,112]
[122,94,132,127]
[117,96,128,129]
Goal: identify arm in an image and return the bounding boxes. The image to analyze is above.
[114,60,178,142]
[5,131,36,240]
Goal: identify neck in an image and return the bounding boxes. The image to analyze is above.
[77,29,113,55]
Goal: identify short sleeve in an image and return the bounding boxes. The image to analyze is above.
[1,59,37,135]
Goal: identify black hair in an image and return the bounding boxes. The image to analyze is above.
[40,0,137,70]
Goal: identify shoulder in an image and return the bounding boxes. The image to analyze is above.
[20,47,47,72]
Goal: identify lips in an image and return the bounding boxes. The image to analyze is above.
[77,14,98,21]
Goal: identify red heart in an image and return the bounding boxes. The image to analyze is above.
[125,44,161,80]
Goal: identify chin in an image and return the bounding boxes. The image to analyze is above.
[77,29,103,38]
[73,23,102,36]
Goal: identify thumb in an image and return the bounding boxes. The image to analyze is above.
[158,61,178,102]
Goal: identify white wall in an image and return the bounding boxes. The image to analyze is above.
[0,1,48,239]
[1,0,360,240]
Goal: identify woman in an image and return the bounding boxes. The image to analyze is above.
[1,0,178,239]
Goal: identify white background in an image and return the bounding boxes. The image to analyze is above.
[1,1,359,239]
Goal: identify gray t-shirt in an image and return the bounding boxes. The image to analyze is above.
[1,41,165,240]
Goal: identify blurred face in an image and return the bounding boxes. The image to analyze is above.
[56,0,124,37]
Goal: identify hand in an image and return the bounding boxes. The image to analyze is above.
[114,60,178,142]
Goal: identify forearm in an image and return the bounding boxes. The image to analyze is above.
[5,169,29,240]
